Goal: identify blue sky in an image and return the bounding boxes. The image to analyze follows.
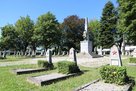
[0,0,117,34]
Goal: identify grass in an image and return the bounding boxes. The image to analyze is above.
[0,64,100,91]
[0,58,136,91]
[0,56,45,62]
[122,58,136,91]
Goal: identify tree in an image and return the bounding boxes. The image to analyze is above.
[88,19,100,48]
[0,24,18,57]
[99,1,118,48]
[15,15,34,55]
[35,12,60,52]
[117,0,136,45]
[62,15,84,51]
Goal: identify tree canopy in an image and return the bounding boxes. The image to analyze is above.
[15,15,34,52]
[35,12,60,50]
[117,0,136,45]
[61,15,84,50]
[99,1,118,48]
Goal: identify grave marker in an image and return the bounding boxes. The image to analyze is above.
[110,45,122,66]
[69,48,77,65]
[132,48,136,57]
[46,49,52,64]
[69,48,74,58]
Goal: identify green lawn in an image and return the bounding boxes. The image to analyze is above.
[0,56,44,62]
[0,58,136,91]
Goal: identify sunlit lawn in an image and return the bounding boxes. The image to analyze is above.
[0,56,44,62]
[0,58,136,91]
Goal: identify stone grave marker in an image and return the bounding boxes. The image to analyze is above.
[69,48,77,65]
[132,48,136,57]
[69,48,74,58]
[110,45,122,66]
[46,49,52,64]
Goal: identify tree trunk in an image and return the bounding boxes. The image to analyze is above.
[14,51,16,56]
[121,34,125,55]
[2,50,7,58]
[43,48,46,56]
[31,50,35,57]
[0,51,1,57]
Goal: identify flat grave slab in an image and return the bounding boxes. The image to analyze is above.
[74,79,133,91]
[12,68,47,75]
[27,73,82,86]
[128,63,136,66]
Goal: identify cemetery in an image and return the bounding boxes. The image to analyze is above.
[0,17,136,90]
[0,0,136,91]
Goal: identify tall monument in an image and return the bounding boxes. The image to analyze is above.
[80,17,92,54]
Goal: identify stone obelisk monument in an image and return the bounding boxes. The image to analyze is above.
[80,17,92,54]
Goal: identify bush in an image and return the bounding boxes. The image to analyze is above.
[57,61,80,74]
[100,65,128,85]
[129,58,136,63]
[0,57,6,59]
[37,60,54,69]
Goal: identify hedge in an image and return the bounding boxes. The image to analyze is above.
[37,60,54,69]
[57,61,80,74]
[129,58,136,63]
[100,65,128,85]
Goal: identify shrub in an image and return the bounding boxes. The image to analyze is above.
[57,61,80,74]
[37,60,54,69]
[100,65,128,85]
[129,58,136,63]
[0,57,6,59]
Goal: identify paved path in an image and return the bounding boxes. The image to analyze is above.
[78,80,130,91]
[0,55,128,67]
[0,56,110,67]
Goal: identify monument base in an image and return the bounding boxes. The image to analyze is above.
[80,40,92,54]
[80,40,101,58]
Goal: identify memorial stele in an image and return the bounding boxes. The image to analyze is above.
[80,17,92,54]
[110,45,122,66]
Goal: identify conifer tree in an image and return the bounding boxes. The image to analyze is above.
[99,1,117,48]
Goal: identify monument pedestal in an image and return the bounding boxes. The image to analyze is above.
[80,40,101,58]
[80,40,92,54]
[79,17,101,58]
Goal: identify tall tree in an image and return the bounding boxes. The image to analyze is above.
[1,24,17,50]
[99,1,118,48]
[35,12,60,51]
[88,19,100,48]
[0,24,18,57]
[117,0,136,45]
[15,15,34,55]
[62,15,84,51]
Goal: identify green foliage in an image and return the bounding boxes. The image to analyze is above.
[57,61,80,74]
[117,0,136,45]
[99,1,118,48]
[100,65,128,85]
[0,24,17,50]
[88,19,100,47]
[35,12,60,49]
[15,15,34,52]
[37,60,54,69]
[129,58,136,63]
[61,15,84,50]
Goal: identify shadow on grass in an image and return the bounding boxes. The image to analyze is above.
[126,76,135,91]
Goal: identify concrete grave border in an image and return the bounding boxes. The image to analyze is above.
[74,79,133,91]
[12,68,48,75]
[27,72,83,86]
[128,63,136,66]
